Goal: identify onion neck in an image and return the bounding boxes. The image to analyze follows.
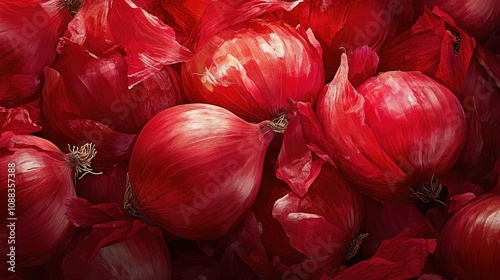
[61,0,82,15]
[346,233,369,260]
[124,174,143,219]
[409,174,445,206]
[265,113,288,134]
[68,143,102,181]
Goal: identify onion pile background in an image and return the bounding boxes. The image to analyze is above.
[0,0,499,279]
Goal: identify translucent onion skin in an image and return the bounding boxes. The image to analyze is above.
[435,193,500,279]
[129,104,274,240]
[318,54,467,203]
[0,134,75,274]
[182,18,324,122]
[420,0,500,41]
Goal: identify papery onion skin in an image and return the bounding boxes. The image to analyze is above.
[419,0,500,41]
[378,7,476,94]
[42,40,181,167]
[65,0,193,87]
[0,134,75,273]
[435,193,500,279]
[129,104,274,240]
[182,17,324,122]
[318,53,467,203]
[234,163,363,278]
[280,0,414,80]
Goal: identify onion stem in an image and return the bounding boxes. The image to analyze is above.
[409,174,446,206]
[124,173,144,219]
[346,233,369,260]
[266,113,288,133]
[68,143,102,181]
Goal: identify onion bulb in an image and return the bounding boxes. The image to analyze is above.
[0,133,98,274]
[128,103,280,240]
[435,193,500,279]
[182,16,324,122]
[317,53,467,203]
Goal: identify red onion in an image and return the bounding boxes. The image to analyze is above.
[435,193,500,279]
[42,39,181,167]
[233,164,362,279]
[280,0,413,80]
[64,0,192,87]
[128,103,277,240]
[0,0,73,76]
[378,7,476,94]
[317,53,467,203]
[0,133,98,275]
[419,0,500,41]
[182,0,324,122]
[63,198,171,280]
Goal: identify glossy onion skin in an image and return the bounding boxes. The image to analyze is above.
[318,55,467,203]
[129,104,274,240]
[182,18,324,122]
[0,135,75,272]
[435,194,500,279]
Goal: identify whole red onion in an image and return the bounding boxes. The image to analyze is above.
[62,198,172,280]
[128,104,277,240]
[420,0,500,41]
[318,53,467,203]
[182,15,324,122]
[435,193,500,279]
[0,133,98,275]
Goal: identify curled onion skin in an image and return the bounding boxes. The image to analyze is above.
[233,163,363,278]
[0,134,76,273]
[129,104,274,240]
[318,53,467,203]
[280,0,414,80]
[435,193,500,279]
[182,17,324,122]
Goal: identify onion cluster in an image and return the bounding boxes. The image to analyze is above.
[1,0,499,278]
